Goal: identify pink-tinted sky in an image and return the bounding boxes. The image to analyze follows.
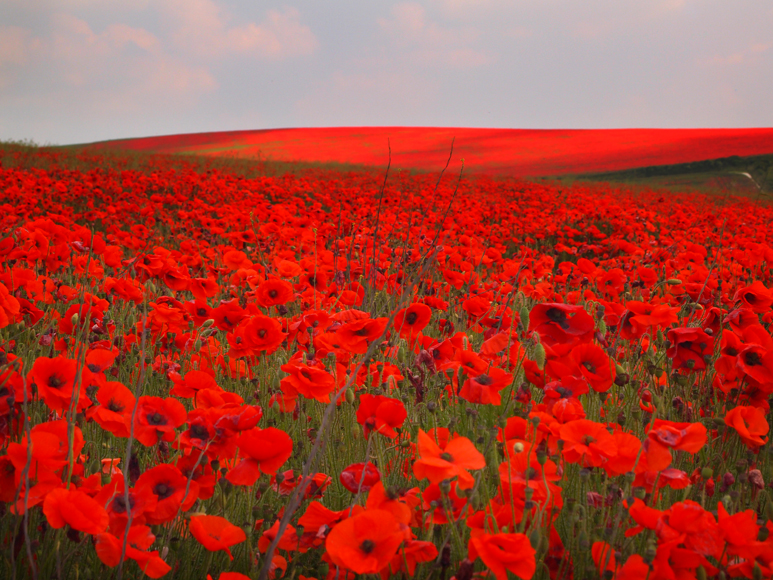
[1,0,772,145]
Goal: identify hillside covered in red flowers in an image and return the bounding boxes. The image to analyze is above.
[2,144,773,580]
[90,126,773,177]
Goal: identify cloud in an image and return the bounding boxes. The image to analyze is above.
[161,0,318,59]
[701,42,772,67]
[378,2,490,68]
[0,26,43,88]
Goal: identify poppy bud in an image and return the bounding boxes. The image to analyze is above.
[529,527,541,550]
[512,442,525,454]
[696,565,707,580]
[534,343,546,370]
[633,487,646,499]
[666,279,682,285]
[701,467,713,479]
[598,319,607,334]
[71,313,79,326]
[201,318,215,328]
[345,388,355,405]
[644,540,657,564]
[519,306,530,330]
[146,281,157,294]
[193,339,202,352]
[753,563,763,580]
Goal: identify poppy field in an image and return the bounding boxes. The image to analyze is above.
[3,143,773,580]
[92,126,773,178]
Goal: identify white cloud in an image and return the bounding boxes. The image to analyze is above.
[378,2,490,68]
[161,0,318,59]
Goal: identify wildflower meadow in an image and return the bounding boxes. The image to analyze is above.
[2,142,773,580]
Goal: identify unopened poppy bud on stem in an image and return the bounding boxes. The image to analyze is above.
[534,343,546,370]
[201,318,215,328]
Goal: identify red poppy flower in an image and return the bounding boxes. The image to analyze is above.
[733,280,773,313]
[393,303,432,341]
[189,515,247,560]
[43,487,109,535]
[86,381,134,438]
[468,532,536,580]
[133,396,187,446]
[529,303,595,345]
[569,343,615,393]
[559,419,617,467]
[340,462,381,493]
[325,509,405,574]
[6,419,84,485]
[413,429,485,490]
[645,419,707,471]
[336,317,389,354]
[256,278,294,308]
[355,394,407,439]
[29,355,89,413]
[95,526,171,578]
[227,427,293,486]
[135,463,199,525]
[736,345,773,386]
[211,300,247,332]
[280,362,336,403]
[666,327,714,372]
[190,277,220,300]
[241,315,287,354]
[458,367,513,405]
[725,405,769,449]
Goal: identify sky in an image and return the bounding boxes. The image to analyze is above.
[1,0,772,145]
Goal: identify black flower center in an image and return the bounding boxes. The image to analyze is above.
[107,399,125,413]
[147,412,166,426]
[545,307,569,329]
[154,483,173,499]
[360,539,375,554]
[405,312,418,325]
[745,351,763,366]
